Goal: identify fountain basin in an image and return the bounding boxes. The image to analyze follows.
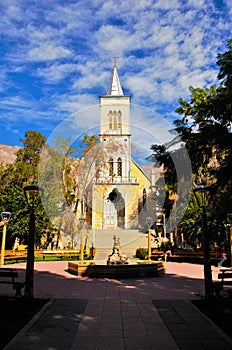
[68,261,165,278]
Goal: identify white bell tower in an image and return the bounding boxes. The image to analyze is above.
[99,64,131,182]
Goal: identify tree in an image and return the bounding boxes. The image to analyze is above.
[149,39,232,246]
[216,38,232,125]
[15,130,46,185]
[38,134,102,247]
[0,131,53,248]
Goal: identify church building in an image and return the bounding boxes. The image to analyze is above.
[88,64,153,230]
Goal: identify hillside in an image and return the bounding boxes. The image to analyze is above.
[0,144,20,165]
[0,144,162,179]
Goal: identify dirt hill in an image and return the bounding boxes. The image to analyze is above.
[0,144,21,165]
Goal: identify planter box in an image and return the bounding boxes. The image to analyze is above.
[68,262,95,276]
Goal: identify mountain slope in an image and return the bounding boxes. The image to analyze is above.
[0,144,20,165]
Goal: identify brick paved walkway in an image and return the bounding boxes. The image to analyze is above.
[1,262,232,350]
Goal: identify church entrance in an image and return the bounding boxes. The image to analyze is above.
[104,189,125,229]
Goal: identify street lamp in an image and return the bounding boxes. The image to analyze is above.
[156,212,167,241]
[24,184,43,298]
[0,212,12,265]
[162,212,167,241]
[79,216,85,261]
[227,213,232,266]
[193,185,213,299]
[169,193,179,246]
[146,217,153,262]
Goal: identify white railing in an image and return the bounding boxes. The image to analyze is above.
[95,176,138,184]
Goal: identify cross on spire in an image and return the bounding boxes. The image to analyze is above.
[113,56,119,67]
[107,62,124,95]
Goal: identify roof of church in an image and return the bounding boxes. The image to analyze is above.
[106,65,124,96]
[132,159,151,183]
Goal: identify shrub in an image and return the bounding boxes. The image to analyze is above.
[136,248,147,260]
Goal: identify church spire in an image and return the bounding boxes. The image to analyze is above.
[106,63,124,96]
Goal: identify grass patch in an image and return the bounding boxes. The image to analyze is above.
[5,256,82,264]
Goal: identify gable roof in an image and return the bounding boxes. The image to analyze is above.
[132,159,152,183]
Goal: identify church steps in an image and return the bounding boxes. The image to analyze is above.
[92,229,149,259]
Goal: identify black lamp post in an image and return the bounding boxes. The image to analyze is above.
[79,216,85,261]
[193,185,213,299]
[146,217,153,262]
[0,212,12,265]
[24,184,43,298]
[227,213,232,267]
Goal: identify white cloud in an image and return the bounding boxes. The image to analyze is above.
[58,94,99,114]
[126,76,155,95]
[28,43,71,62]
[37,63,78,82]
[1,0,24,22]
[95,25,139,55]
[1,96,32,109]
[1,0,232,147]
[187,0,204,7]
[150,25,175,47]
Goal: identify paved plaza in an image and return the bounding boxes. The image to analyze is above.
[1,261,232,349]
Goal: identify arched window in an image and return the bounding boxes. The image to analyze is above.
[118,111,122,129]
[109,111,113,129]
[113,111,117,129]
[117,157,122,176]
[109,158,114,176]
[108,110,122,132]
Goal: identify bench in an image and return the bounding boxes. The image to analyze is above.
[168,250,220,265]
[42,250,81,261]
[4,254,27,263]
[151,251,165,261]
[0,268,24,296]
[3,250,81,263]
[218,268,232,289]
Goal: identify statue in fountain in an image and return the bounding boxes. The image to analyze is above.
[107,235,129,265]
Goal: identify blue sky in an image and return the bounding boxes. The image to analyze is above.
[1,0,232,160]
